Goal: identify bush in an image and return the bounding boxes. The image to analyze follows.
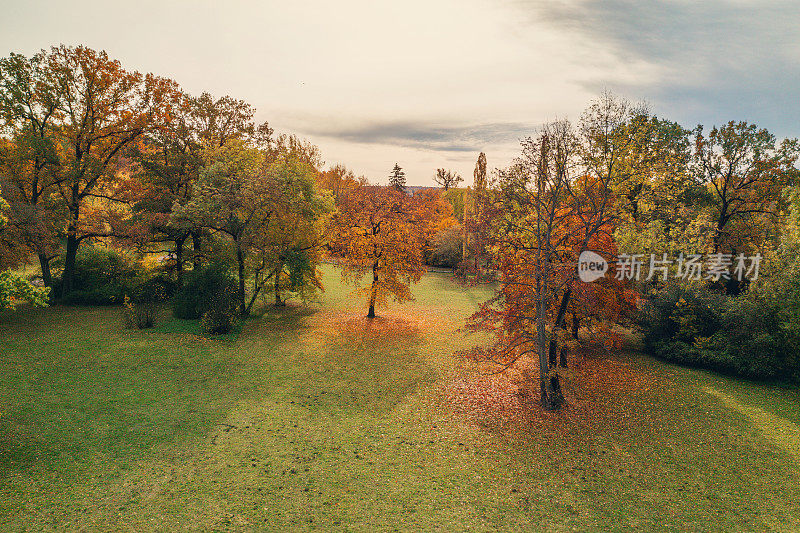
[200,288,239,334]
[56,246,139,305]
[173,262,239,320]
[639,281,799,382]
[122,277,168,329]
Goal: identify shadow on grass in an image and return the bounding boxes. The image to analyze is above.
[287,312,437,418]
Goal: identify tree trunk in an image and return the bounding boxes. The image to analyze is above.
[274,260,285,307]
[191,231,202,269]
[245,274,264,315]
[175,236,185,286]
[571,313,580,339]
[61,207,80,297]
[548,289,572,367]
[236,242,246,315]
[367,259,378,318]
[558,348,568,368]
[539,375,564,410]
[38,253,53,288]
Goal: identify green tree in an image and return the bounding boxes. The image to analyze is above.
[389,163,406,192]
[171,140,268,314]
[247,156,332,311]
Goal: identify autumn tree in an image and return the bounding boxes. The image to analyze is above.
[467,96,642,410]
[693,121,799,254]
[318,163,365,205]
[330,184,445,318]
[434,168,463,190]
[388,163,406,192]
[0,51,64,285]
[41,45,179,295]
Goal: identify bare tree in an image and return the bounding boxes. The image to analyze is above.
[434,168,463,190]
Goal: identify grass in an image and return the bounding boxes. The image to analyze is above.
[1,265,799,531]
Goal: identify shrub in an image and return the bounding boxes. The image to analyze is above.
[639,281,799,382]
[56,246,139,305]
[200,288,238,334]
[173,262,239,320]
[0,269,50,310]
[122,277,168,329]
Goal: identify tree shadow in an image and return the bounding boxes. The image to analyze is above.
[288,312,435,418]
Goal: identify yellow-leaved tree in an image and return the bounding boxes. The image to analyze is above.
[330,185,447,318]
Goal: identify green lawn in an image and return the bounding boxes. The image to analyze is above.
[1,265,799,531]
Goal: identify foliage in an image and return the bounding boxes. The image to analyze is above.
[0,268,50,310]
[172,262,239,320]
[56,246,140,305]
[317,163,365,205]
[329,185,446,317]
[425,225,463,268]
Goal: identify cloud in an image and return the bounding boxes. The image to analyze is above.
[512,0,800,135]
[294,120,535,153]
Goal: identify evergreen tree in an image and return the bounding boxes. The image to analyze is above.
[389,163,406,192]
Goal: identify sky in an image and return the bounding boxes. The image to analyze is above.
[1,0,798,186]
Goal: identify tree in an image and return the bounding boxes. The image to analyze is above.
[330,184,445,318]
[693,121,799,254]
[467,95,641,410]
[318,163,364,205]
[434,168,463,190]
[247,155,332,311]
[461,152,489,277]
[172,138,329,315]
[171,140,270,314]
[42,45,179,296]
[610,114,694,226]
[0,51,64,285]
[131,90,272,281]
[388,163,406,192]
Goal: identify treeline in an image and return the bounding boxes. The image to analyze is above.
[0,45,459,328]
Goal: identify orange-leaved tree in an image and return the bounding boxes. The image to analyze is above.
[466,108,638,410]
[330,185,447,318]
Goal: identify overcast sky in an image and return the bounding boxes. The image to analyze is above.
[2,0,798,186]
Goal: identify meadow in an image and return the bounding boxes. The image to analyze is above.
[1,266,799,531]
